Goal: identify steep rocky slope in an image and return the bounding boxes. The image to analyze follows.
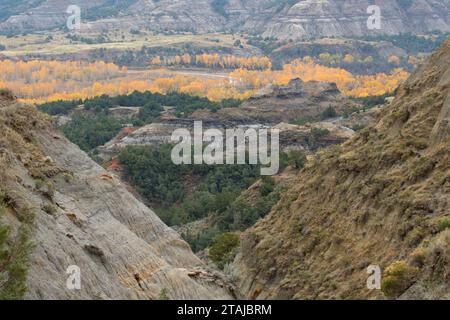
[234,39,450,300]
[242,0,450,40]
[0,91,234,300]
[1,0,449,39]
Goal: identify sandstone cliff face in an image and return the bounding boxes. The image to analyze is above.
[234,39,450,300]
[1,0,449,39]
[0,0,226,35]
[0,93,234,300]
[242,0,450,40]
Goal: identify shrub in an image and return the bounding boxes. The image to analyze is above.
[352,93,392,110]
[223,263,239,282]
[287,150,307,169]
[183,228,222,253]
[36,180,55,199]
[351,124,366,131]
[408,157,435,182]
[138,101,163,122]
[61,112,122,152]
[30,169,45,180]
[0,88,11,94]
[217,193,279,233]
[0,192,34,300]
[311,127,330,138]
[406,138,428,150]
[406,227,425,246]
[0,88,14,100]
[292,116,314,125]
[437,218,450,232]
[158,288,170,300]
[260,176,275,196]
[42,204,57,215]
[37,100,81,115]
[209,232,240,269]
[34,179,45,190]
[321,106,337,120]
[44,182,55,198]
[63,172,74,183]
[381,261,418,298]
[409,248,426,268]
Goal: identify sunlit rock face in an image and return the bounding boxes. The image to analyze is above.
[0,95,234,300]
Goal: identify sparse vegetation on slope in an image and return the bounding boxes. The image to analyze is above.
[209,232,239,270]
[0,93,52,299]
[0,192,34,300]
[235,38,450,300]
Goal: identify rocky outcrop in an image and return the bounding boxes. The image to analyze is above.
[95,78,358,163]
[97,122,185,161]
[234,39,450,300]
[98,119,354,164]
[1,0,449,39]
[0,0,226,35]
[0,93,234,300]
[242,0,450,40]
[193,78,359,125]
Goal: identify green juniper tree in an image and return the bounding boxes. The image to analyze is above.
[0,193,34,300]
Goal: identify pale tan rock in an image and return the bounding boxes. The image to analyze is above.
[0,97,233,300]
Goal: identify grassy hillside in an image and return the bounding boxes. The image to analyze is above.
[235,39,450,300]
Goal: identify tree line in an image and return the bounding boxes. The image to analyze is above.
[150,53,272,70]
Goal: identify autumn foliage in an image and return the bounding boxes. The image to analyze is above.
[0,57,409,104]
[230,59,409,98]
[149,54,272,70]
[0,60,142,103]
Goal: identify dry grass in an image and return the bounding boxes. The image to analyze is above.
[236,39,450,300]
[0,32,243,57]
